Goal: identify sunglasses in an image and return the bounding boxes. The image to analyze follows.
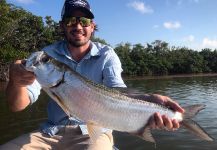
[64,17,92,27]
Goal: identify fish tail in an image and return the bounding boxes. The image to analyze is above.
[182,104,214,141]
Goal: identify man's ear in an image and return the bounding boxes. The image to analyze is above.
[59,21,64,30]
[91,21,98,31]
[59,21,65,36]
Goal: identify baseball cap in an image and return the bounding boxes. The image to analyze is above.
[61,0,94,20]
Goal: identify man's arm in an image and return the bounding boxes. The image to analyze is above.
[6,60,35,112]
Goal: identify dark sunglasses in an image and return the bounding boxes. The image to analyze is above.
[64,17,92,27]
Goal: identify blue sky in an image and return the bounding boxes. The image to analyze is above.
[6,0,217,50]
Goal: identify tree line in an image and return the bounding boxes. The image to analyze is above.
[114,41,217,76]
[1,0,217,76]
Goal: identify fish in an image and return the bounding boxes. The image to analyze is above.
[24,51,214,143]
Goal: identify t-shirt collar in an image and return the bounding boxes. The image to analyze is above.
[59,41,101,60]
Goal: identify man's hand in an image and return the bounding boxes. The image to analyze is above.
[9,60,35,87]
[127,93,184,131]
[6,60,35,112]
[147,94,184,130]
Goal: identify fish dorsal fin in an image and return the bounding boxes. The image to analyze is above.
[87,122,104,143]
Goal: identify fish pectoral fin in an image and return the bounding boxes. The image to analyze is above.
[87,122,104,143]
[182,119,214,141]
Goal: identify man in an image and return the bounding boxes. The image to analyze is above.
[1,0,184,149]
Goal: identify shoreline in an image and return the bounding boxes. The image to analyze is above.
[1,73,217,84]
[123,73,217,80]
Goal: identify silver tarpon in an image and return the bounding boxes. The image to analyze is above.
[24,51,214,143]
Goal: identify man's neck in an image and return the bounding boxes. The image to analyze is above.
[67,42,91,62]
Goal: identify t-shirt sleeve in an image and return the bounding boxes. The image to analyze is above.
[27,79,41,104]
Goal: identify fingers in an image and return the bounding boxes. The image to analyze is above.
[149,113,180,131]
[165,97,185,113]
[146,94,184,131]
[149,94,165,105]
[154,112,164,128]
[162,115,173,129]
[172,119,180,129]
[148,113,166,130]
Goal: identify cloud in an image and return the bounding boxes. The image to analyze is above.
[183,35,195,42]
[14,0,34,4]
[127,1,154,14]
[163,21,181,29]
[202,38,217,49]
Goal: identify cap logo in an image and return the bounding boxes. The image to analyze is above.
[69,0,87,7]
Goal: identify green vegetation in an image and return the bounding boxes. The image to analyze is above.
[0,0,62,62]
[114,41,217,76]
[1,0,217,76]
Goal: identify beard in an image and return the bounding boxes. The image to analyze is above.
[68,38,89,47]
[64,29,91,47]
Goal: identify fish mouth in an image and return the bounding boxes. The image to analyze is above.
[21,59,29,70]
[21,59,27,66]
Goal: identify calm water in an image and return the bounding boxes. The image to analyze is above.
[0,76,217,149]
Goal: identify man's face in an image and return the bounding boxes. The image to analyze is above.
[61,10,95,47]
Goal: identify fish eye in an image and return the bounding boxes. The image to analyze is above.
[41,55,50,63]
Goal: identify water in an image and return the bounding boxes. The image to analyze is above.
[0,82,48,144]
[1,76,217,149]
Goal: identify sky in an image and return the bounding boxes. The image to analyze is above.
[6,0,217,50]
